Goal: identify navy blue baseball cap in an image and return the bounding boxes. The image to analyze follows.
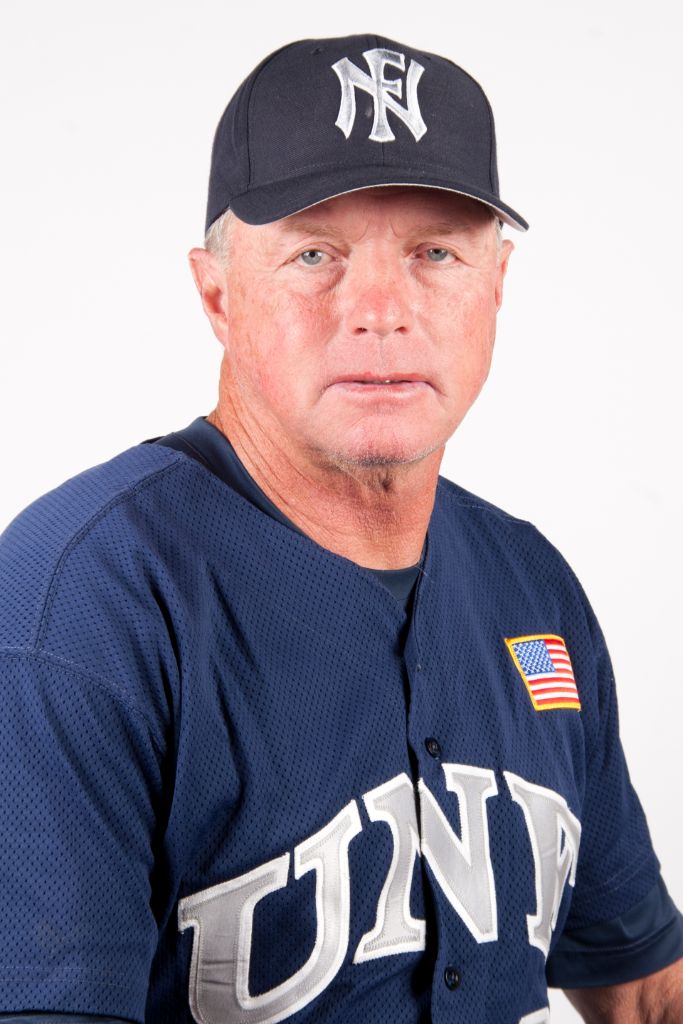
[205,34,528,233]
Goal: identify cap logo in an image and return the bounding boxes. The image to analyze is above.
[331,48,427,143]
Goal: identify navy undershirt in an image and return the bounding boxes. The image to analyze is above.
[5,418,680,1022]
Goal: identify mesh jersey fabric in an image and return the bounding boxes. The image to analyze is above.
[0,436,675,1023]
[152,416,683,991]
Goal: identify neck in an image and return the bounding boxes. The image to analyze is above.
[206,407,442,570]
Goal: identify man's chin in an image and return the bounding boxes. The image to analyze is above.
[312,436,445,472]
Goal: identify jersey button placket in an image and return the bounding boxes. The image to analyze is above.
[425,736,441,759]
[444,965,461,990]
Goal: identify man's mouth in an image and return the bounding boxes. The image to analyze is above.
[326,376,432,400]
[330,374,429,386]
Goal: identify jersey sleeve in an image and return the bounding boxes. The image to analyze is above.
[567,607,661,923]
[548,558,678,983]
[547,875,683,988]
[0,650,165,1023]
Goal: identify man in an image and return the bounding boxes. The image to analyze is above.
[0,32,681,1024]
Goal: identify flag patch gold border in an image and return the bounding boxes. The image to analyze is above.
[505,633,581,712]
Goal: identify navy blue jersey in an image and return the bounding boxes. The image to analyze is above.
[0,434,677,1023]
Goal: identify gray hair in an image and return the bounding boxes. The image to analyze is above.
[205,208,235,266]
[204,202,503,263]
[494,217,502,253]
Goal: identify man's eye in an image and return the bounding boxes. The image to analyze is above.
[423,248,452,262]
[299,249,326,266]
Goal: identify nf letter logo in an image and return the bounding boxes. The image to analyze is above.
[332,48,427,143]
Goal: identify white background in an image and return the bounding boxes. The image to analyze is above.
[1,1,681,1020]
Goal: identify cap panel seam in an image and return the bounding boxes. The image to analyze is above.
[444,59,497,193]
[244,42,300,189]
[485,95,496,194]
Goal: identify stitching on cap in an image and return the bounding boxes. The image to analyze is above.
[485,95,496,193]
[443,58,496,192]
[245,42,305,189]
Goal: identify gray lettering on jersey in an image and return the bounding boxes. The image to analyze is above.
[178,801,362,1024]
[505,772,581,957]
[177,766,582,1020]
[354,773,426,962]
[418,763,499,942]
[331,48,427,143]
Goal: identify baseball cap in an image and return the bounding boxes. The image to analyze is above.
[205,33,528,233]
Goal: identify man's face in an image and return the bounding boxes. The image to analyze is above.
[207,187,512,471]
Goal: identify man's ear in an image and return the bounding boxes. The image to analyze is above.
[188,248,230,349]
[495,239,514,311]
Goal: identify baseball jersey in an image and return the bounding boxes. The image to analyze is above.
[0,422,681,1023]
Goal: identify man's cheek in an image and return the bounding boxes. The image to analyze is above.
[253,354,306,412]
[441,286,491,330]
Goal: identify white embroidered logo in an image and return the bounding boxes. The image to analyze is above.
[331,48,427,143]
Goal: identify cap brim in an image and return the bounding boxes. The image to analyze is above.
[228,167,528,232]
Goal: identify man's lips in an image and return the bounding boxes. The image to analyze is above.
[326,374,433,402]
[327,373,432,392]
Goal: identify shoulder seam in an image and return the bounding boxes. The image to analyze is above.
[34,457,184,650]
[436,480,533,527]
[0,646,166,755]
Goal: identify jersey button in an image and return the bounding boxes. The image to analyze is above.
[425,737,441,759]
[444,966,461,990]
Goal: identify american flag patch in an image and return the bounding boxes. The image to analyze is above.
[505,634,581,711]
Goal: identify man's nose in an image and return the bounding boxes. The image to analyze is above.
[342,262,414,338]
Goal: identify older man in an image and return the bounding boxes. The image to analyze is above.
[0,33,681,1024]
